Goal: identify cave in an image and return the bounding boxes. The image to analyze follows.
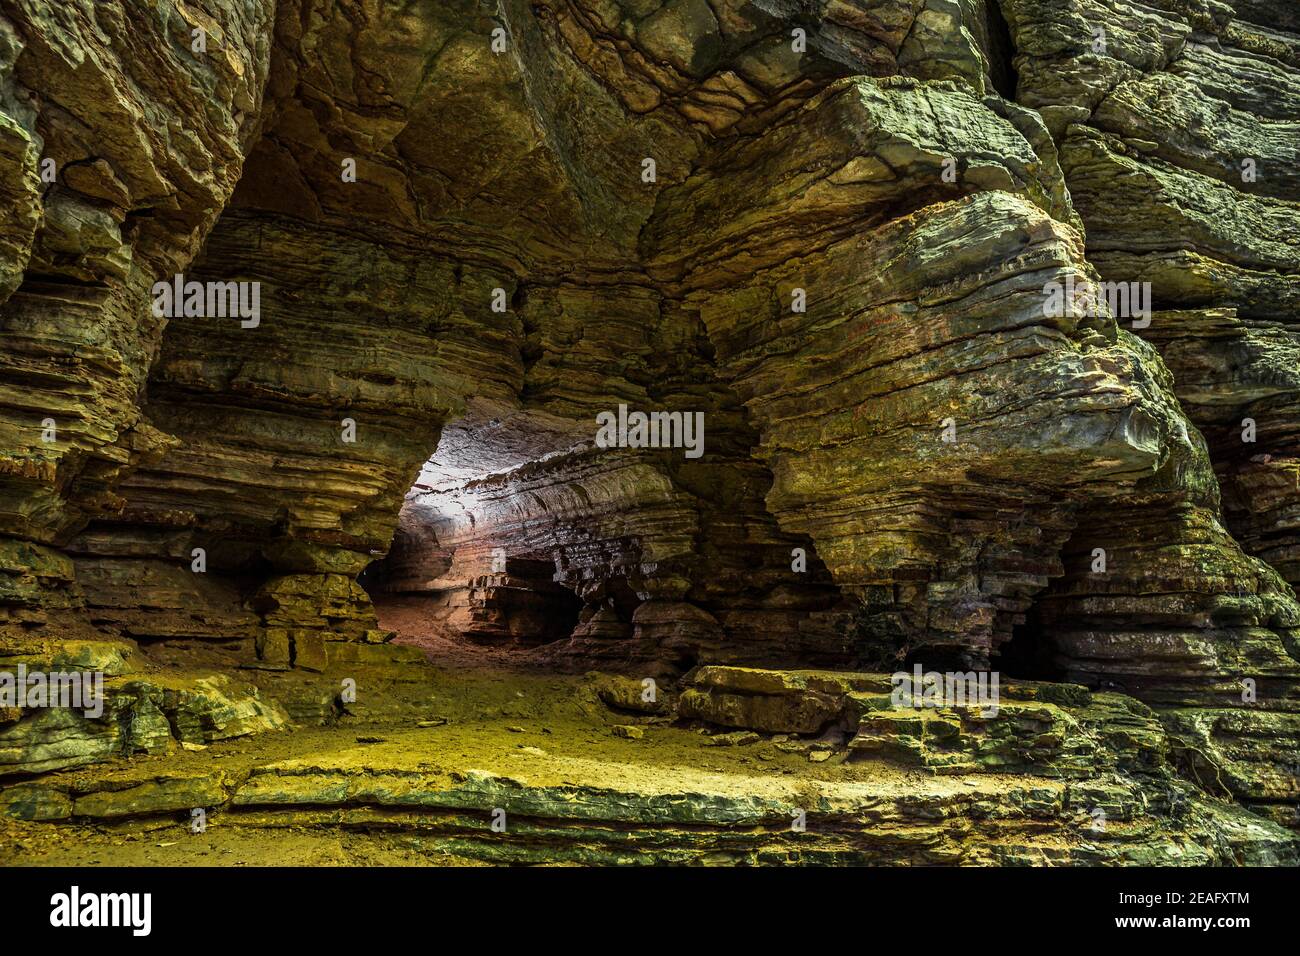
[358,428,590,649]
[0,0,1298,884]
[357,411,854,669]
[990,619,1062,685]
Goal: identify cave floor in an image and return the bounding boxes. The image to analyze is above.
[1,655,993,866]
[2,603,1295,866]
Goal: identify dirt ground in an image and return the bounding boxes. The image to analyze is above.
[2,599,969,866]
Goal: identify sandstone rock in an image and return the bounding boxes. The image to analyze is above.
[0,673,287,776]
[678,667,857,734]
[590,673,672,714]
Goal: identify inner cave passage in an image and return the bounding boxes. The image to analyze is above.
[358,418,593,652]
[353,410,859,671]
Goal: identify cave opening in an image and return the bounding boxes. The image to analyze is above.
[991,614,1064,683]
[357,411,594,655]
[362,531,587,652]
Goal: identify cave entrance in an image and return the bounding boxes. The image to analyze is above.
[359,408,592,652]
[360,515,587,649]
[471,554,584,645]
[991,614,1064,682]
[361,535,585,650]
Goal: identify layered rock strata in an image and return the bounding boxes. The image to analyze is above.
[992,0,1300,821]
